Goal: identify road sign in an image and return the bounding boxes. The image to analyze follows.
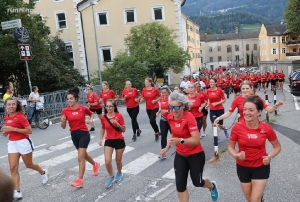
[18,44,32,60]
[14,27,29,43]
[1,19,22,30]
[157,78,164,83]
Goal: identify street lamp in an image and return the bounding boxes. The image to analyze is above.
[90,1,103,89]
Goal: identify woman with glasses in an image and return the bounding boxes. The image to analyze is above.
[61,87,99,188]
[86,86,102,132]
[122,81,142,141]
[140,78,161,141]
[99,99,126,188]
[100,81,118,106]
[161,92,219,202]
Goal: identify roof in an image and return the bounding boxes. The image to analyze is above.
[265,24,287,36]
[200,31,260,42]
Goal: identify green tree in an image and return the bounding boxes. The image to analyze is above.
[251,51,254,65]
[246,53,250,66]
[124,22,189,82]
[284,0,300,35]
[200,30,214,35]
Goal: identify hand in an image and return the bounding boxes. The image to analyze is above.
[235,151,245,160]
[198,107,203,112]
[134,98,139,102]
[61,115,66,123]
[86,119,93,125]
[124,95,127,98]
[167,138,180,146]
[1,126,14,133]
[87,103,90,107]
[160,147,170,156]
[262,155,272,165]
[151,100,156,104]
[2,131,8,137]
[275,101,286,107]
[213,118,220,126]
[98,139,103,146]
[156,112,160,117]
[212,102,218,107]
[205,105,209,109]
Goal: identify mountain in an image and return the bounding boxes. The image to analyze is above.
[182,0,287,23]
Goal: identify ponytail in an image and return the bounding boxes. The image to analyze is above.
[68,87,80,102]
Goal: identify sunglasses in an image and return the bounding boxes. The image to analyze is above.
[169,105,182,110]
[105,105,114,108]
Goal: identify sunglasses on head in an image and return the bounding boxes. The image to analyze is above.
[169,105,182,110]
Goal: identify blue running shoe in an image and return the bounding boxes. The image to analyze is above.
[210,181,219,201]
[114,172,123,183]
[105,176,114,188]
[224,130,229,138]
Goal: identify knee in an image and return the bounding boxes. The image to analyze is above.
[115,159,122,166]
[9,165,18,173]
[77,156,85,163]
[24,163,34,169]
[105,160,112,167]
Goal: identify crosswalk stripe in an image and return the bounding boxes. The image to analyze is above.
[122,152,158,175]
[162,168,175,179]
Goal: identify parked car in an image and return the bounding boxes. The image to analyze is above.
[229,68,237,73]
[192,71,199,79]
[251,67,260,73]
[290,71,300,96]
[289,69,300,87]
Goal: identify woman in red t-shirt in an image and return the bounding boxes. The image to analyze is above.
[140,78,161,141]
[99,99,126,188]
[260,72,268,94]
[228,95,281,202]
[160,92,219,201]
[99,81,118,106]
[156,86,172,159]
[86,86,102,132]
[279,70,285,90]
[248,72,258,94]
[1,97,49,199]
[195,83,209,137]
[231,74,242,98]
[122,81,142,141]
[61,87,99,188]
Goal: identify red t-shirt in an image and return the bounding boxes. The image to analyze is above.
[62,105,92,132]
[232,78,241,89]
[101,112,125,140]
[229,95,268,122]
[159,97,169,118]
[100,90,117,106]
[207,87,225,110]
[142,87,160,110]
[230,121,277,167]
[217,79,225,89]
[186,94,204,118]
[87,92,101,109]
[248,76,258,86]
[278,73,285,80]
[5,112,30,141]
[198,91,208,102]
[224,77,231,88]
[269,74,276,80]
[122,88,140,109]
[167,111,203,155]
[261,74,267,82]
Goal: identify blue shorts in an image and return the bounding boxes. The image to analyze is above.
[209,109,225,125]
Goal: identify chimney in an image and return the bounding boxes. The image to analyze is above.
[235,27,238,34]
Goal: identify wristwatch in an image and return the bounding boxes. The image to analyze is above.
[180,138,184,144]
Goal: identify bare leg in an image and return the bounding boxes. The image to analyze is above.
[115,148,125,173]
[104,146,114,177]
[22,152,44,174]
[8,153,21,191]
[250,180,267,202]
[240,182,252,202]
[78,148,87,179]
[84,151,95,165]
[177,189,189,202]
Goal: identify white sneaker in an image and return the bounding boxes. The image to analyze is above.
[201,130,207,137]
[14,190,22,199]
[42,168,49,184]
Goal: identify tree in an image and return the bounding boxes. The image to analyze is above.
[200,30,214,35]
[284,0,300,35]
[246,53,250,66]
[251,51,254,66]
[124,22,189,82]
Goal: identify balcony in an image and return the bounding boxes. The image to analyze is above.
[286,52,300,56]
[286,40,300,46]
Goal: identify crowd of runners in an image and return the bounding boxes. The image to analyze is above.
[1,68,286,202]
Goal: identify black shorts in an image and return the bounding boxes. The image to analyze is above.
[271,80,276,86]
[254,85,258,89]
[71,130,91,149]
[237,164,270,183]
[275,79,279,82]
[234,88,240,93]
[104,139,126,150]
[261,82,266,85]
[209,109,224,125]
[257,81,261,84]
[279,79,284,82]
[201,108,208,116]
[90,108,102,115]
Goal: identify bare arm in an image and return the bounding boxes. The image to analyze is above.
[1,125,32,134]
[168,131,200,147]
[267,139,281,159]
[215,111,233,125]
[265,101,285,113]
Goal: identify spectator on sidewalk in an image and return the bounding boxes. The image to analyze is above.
[3,86,13,102]
[27,86,41,125]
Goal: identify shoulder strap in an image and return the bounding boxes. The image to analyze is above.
[104,115,121,131]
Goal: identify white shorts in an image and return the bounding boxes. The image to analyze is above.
[7,138,34,155]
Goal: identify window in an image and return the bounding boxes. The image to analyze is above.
[201,57,203,63]
[218,56,222,61]
[196,29,199,34]
[187,35,190,41]
[209,57,213,62]
[271,37,277,44]
[152,6,165,21]
[246,44,249,51]
[65,42,74,66]
[281,36,287,43]
[190,26,193,32]
[200,50,202,54]
[235,55,240,61]
[254,44,257,50]
[55,12,67,29]
[209,47,212,52]
[100,47,113,63]
[272,48,277,55]
[235,45,239,51]
[97,11,109,26]
[227,56,232,61]
[124,8,136,24]
[217,46,221,51]
[227,46,232,52]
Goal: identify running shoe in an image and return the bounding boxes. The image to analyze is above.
[114,172,123,182]
[93,162,100,176]
[201,130,207,137]
[105,176,115,188]
[158,155,167,160]
[210,181,219,201]
[224,130,229,138]
[71,178,83,188]
[261,194,265,202]
[155,134,159,141]
[89,127,95,132]
[42,168,49,184]
[14,190,22,199]
[137,129,142,137]
[132,134,137,141]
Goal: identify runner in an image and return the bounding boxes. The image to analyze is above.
[261,72,268,94]
[278,70,285,91]
[228,95,281,202]
[206,78,229,142]
[156,86,172,159]
[140,78,161,141]
[173,85,181,93]
[248,72,258,94]
[195,83,209,138]
[161,92,219,202]
[223,73,231,99]
[61,87,99,188]
[122,81,142,141]
[100,81,118,106]
[270,71,277,91]
[86,86,102,132]
[99,99,126,188]
[1,97,49,199]
[231,74,242,98]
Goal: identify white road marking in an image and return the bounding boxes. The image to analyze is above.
[34,144,47,149]
[147,183,173,199]
[162,168,175,179]
[59,136,70,140]
[283,87,300,110]
[0,155,7,159]
[122,152,158,175]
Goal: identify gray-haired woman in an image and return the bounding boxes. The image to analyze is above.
[161,92,219,202]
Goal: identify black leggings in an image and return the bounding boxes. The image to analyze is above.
[160,119,171,149]
[146,108,159,133]
[127,106,140,134]
[196,117,203,132]
[174,152,206,192]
